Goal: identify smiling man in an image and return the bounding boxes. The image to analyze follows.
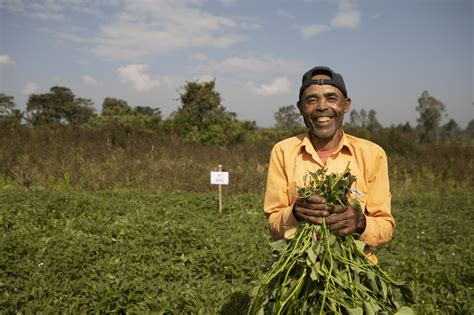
[264,66,395,262]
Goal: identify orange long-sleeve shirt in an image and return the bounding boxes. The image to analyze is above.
[264,131,395,261]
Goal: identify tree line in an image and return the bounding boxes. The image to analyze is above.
[1,80,473,146]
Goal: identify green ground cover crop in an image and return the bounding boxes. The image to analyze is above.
[0,185,472,313]
[0,188,272,313]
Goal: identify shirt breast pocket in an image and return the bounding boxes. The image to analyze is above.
[350,186,368,213]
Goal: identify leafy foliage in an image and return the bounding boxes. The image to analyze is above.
[0,189,271,313]
[466,119,474,139]
[249,168,413,314]
[0,181,471,313]
[416,90,446,144]
[26,86,96,125]
[0,93,22,128]
[89,98,162,134]
[169,80,255,145]
[349,109,382,132]
[274,105,303,130]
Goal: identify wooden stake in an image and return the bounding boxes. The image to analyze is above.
[218,164,223,214]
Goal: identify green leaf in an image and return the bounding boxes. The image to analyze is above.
[367,271,378,292]
[310,267,318,281]
[346,307,363,315]
[270,239,287,252]
[394,306,415,315]
[306,247,316,264]
[328,232,337,246]
[379,276,388,299]
[363,301,376,315]
[354,240,366,253]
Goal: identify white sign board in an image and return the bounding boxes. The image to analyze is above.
[210,171,229,185]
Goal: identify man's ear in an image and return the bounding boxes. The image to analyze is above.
[297,101,310,128]
[297,101,303,114]
[344,97,351,113]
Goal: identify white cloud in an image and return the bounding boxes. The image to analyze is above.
[298,24,331,38]
[83,74,97,86]
[331,0,361,29]
[91,0,244,60]
[189,53,209,62]
[0,54,15,65]
[297,0,360,37]
[3,1,247,60]
[246,77,292,96]
[276,9,295,19]
[22,82,40,95]
[1,0,64,20]
[0,0,109,21]
[196,56,305,77]
[117,64,160,92]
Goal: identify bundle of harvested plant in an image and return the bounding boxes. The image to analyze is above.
[249,167,413,314]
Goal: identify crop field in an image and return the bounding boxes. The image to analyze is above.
[1,127,473,314]
[1,183,472,314]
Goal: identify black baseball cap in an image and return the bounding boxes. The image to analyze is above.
[299,66,347,99]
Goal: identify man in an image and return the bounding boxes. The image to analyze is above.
[264,66,395,262]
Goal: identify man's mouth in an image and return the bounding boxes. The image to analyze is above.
[316,116,332,123]
[313,115,335,125]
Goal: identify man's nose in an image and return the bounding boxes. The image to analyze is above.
[315,99,330,110]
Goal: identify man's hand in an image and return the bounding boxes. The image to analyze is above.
[293,195,329,225]
[293,195,366,236]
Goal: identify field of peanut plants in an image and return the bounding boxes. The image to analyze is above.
[1,127,473,314]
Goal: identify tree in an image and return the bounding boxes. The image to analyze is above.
[101,98,132,116]
[466,119,474,139]
[441,119,462,143]
[274,105,303,129]
[349,109,368,128]
[0,93,23,127]
[349,109,360,126]
[400,122,413,133]
[367,109,382,131]
[359,109,368,129]
[0,93,15,116]
[93,98,163,133]
[170,80,247,144]
[26,86,95,125]
[134,106,161,119]
[349,108,380,131]
[174,80,223,129]
[416,90,446,144]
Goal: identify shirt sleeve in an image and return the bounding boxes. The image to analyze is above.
[264,144,299,240]
[359,148,395,247]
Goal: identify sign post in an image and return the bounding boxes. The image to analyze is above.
[210,164,229,213]
[218,164,223,214]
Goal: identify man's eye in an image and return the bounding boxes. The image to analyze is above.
[327,97,337,102]
[305,98,317,104]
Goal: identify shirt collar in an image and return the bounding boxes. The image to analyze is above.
[299,130,354,156]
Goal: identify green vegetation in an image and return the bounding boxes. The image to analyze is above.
[1,81,473,313]
[1,81,473,145]
[0,189,270,313]
[249,168,412,314]
[1,182,472,313]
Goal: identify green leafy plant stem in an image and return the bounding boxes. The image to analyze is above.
[248,167,414,314]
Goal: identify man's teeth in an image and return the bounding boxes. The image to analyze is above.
[317,117,331,122]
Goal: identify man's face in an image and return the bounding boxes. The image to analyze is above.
[297,74,351,141]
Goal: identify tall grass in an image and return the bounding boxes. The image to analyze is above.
[1,126,472,193]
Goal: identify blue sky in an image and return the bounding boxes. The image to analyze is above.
[1,0,472,128]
